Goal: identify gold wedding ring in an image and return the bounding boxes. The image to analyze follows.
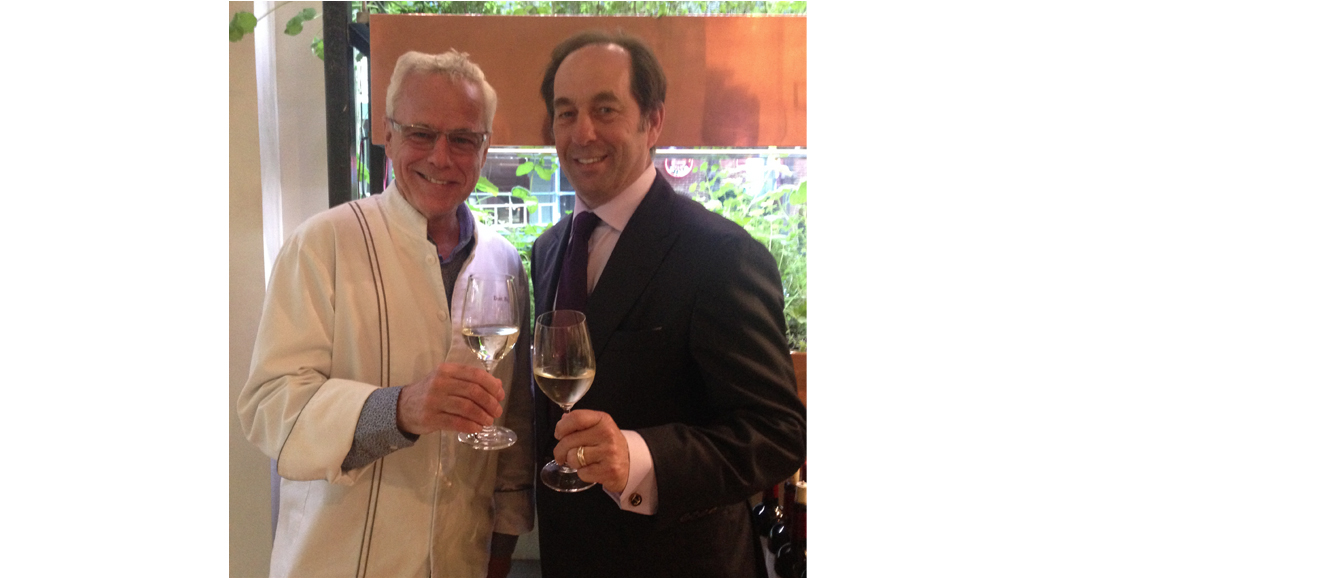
[576,446,587,468]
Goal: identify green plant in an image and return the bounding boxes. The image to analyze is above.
[229,3,324,60]
[467,151,809,349]
[688,157,807,351]
[495,219,550,328]
[468,176,545,267]
[516,155,559,182]
[468,155,556,324]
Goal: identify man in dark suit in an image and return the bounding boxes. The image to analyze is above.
[530,30,807,578]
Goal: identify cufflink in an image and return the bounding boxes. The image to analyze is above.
[630,493,642,507]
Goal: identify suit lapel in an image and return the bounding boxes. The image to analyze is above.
[534,217,573,316]
[585,174,682,360]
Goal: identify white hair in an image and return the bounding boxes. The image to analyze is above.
[385,50,498,130]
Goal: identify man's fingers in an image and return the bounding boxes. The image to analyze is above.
[447,380,504,419]
[555,443,590,468]
[557,443,630,493]
[420,397,494,434]
[552,429,616,467]
[398,364,507,436]
[440,394,498,427]
[435,414,486,435]
[549,420,631,494]
[553,409,608,439]
[436,363,505,401]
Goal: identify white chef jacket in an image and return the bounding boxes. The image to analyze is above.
[238,182,534,578]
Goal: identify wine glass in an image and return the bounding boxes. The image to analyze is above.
[456,274,520,450]
[532,310,597,492]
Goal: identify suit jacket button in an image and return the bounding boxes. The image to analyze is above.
[630,493,642,507]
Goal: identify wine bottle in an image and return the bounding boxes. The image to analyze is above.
[774,481,807,578]
[750,484,783,537]
[781,466,801,515]
[768,469,800,554]
[792,481,807,551]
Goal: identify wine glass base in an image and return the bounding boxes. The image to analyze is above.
[540,460,597,492]
[457,427,517,451]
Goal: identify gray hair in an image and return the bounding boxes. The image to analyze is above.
[385,50,498,130]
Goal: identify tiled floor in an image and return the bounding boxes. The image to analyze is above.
[504,532,787,577]
[506,550,784,578]
[509,559,541,578]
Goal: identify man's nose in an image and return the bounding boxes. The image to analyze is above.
[429,138,457,166]
[571,113,596,145]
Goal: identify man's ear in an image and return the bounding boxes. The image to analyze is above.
[645,104,665,146]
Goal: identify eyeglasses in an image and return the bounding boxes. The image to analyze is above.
[388,118,490,156]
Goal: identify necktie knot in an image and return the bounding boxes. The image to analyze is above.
[572,211,601,243]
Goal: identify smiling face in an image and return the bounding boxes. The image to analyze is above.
[385,73,490,223]
[551,43,664,208]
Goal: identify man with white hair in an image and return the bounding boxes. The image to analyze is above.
[239,50,534,578]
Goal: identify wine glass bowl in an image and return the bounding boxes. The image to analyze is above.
[456,275,520,451]
[533,310,597,492]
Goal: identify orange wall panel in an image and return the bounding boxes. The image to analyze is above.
[369,14,806,148]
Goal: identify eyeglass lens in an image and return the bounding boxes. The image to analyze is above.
[399,124,485,154]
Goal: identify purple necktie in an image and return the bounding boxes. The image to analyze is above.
[555,211,602,312]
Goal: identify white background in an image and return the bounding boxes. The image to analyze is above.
[3,2,1322,576]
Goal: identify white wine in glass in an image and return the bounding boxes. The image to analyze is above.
[533,310,597,492]
[457,275,520,451]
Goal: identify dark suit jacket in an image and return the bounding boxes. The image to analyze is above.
[531,173,807,578]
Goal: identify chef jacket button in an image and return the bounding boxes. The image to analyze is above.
[630,493,642,507]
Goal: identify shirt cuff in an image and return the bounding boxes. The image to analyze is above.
[340,386,418,472]
[603,429,657,515]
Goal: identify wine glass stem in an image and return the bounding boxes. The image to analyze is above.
[479,361,497,433]
[559,408,577,473]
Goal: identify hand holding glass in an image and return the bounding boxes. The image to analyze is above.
[457,275,520,450]
[533,310,597,492]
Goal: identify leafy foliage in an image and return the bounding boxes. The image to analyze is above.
[468,150,808,349]
[517,156,558,182]
[690,158,807,351]
[229,11,258,42]
[465,152,560,321]
[475,176,500,194]
[469,196,547,324]
[284,8,318,35]
[229,4,325,60]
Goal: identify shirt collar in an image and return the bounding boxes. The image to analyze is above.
[437,203,476,264]
[382,181,476,263]
[383,181,427,234]
[573,164,656,232]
